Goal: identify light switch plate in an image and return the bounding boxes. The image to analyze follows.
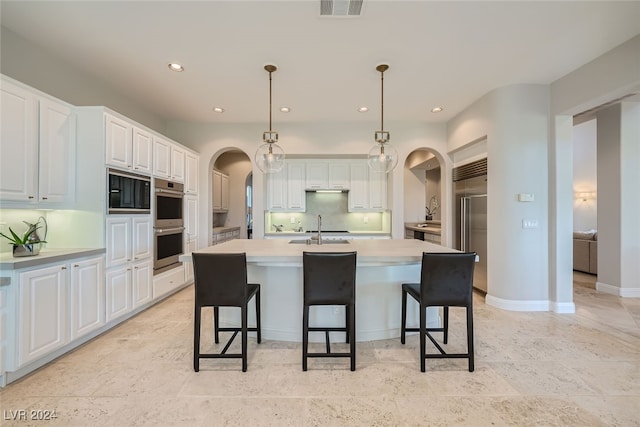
[518,193,534,202]
[522,219,539,229]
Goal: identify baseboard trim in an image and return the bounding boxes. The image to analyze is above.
[551,301,576,314]
[596,281,640,297]
[485,294,550,312]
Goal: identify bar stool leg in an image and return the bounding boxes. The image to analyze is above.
[420,302,426,373]
[443,306,449,344]
[302,305,309,371]
[241,303,248,372]
[194,306,201,372]
[255,289,262,344]
[214,306,220,344]
[401,288,407,344]
[467,307,475,372]
[349,303,356,371]
[345,305,350,343]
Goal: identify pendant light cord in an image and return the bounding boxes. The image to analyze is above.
[268,70,273,133]
[380,69,384,133]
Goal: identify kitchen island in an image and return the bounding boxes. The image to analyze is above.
[180,239,458,342]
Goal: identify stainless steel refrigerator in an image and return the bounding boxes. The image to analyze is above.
[454,172,488,292]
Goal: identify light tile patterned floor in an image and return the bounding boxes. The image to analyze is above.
[1,272,639,426]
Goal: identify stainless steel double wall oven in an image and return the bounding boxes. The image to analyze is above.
[154,178,184,274]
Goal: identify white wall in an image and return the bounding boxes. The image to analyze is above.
[572,119,597,231]
[0,27,166,134]
[448,84,551,309]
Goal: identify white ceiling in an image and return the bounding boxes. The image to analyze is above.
[2,1,639,125]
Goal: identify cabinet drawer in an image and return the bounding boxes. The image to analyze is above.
[153,266,185,299]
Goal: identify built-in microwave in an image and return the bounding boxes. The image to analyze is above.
[107,169,151,214]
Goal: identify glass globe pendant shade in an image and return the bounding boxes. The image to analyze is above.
[367,142,398,174]
[255,142,285,173]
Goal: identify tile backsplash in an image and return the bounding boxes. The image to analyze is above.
[266,192,388,233]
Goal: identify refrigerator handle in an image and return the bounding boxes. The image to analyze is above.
[461,197,467,252]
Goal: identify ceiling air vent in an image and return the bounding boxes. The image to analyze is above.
[320,0,363,16]
[452,158,488,182]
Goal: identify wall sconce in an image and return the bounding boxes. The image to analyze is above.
[575,191,596,201]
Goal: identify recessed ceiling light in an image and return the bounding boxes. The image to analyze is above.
[280,107,291,113]
[431,107,443,113]
[358,107,369,113]
[212,107,225,113]
[168,63,184,72]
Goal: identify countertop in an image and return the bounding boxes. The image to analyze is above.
[0,248,106,270]
[404,222,442,235]
[264,231,390,237]
[180,238,454,266]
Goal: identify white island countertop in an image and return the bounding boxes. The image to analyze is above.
[180,238,456,266]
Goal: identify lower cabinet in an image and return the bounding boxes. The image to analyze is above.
[19,264,68,366]
[18,256,104,367]
[70,257,105,340]
[105,266,132,322]
[153,266,185,299]
[132,260,153,308]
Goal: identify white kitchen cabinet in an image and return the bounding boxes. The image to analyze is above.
[213,170,230,212]
[266,167,286,210]
[154,138,185,182]
[183,194,198,283]
[369,169,387,210]
[266,162,305,212]
[185,152,199,194]
[153,136,171,178]
[19,264,68,366]
[132,259,153,308]
[70,257,105,340]
[105,114,133,170]
[152,264,185,299]
[132,126,153,174]
[349,161,387,212]
[1,77,75,205]
[306,162,328,189]
[105,215,152,318]
[105,266,132,322]
[38,99,76,203]
[171,145,185,182]
[287,162,306,211]
[329,162,350,189]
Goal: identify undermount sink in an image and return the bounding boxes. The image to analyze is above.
[289,239,351,244]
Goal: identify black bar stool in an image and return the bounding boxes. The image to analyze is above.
[192,252,261,372]
[401,252,476,372]
[302,251,357,371]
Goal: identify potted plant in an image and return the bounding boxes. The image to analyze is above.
[0,221,47,257]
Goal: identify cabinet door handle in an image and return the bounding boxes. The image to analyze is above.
[28,196,35,199]
[42,196,48,200]
[73,264,79,267]
[61,266,67,270]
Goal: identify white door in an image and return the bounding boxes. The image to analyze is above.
[105,267,132,322]
[19,264,68,366]
[132,127,153,174]
[38,98,75,204]
[106,216,132,268]
[171,145,185,182]
[287,162,305,211]
[184,195,198,242]
[132,216,152,261]
[70,257,105,340]
[221,174,230,211]
[349,162,369,210]
[185,152,199,194]
[306,162,328,189]
[369,170,387,210]
[105,114,132,169]
[266,167,286,210]
[132,260,153,308]
[153,137,171,178]
[328,162,350,189]
[0,79,38,202]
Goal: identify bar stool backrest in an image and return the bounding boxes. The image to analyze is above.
[303,251,357,305]
[420,252,476,307]
[192,252,248,307]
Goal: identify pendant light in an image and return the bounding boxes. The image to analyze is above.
[368,64,398,173]
[255,64,285,173]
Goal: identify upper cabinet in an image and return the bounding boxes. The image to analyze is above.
[266,161,305,212]
[153,137,185,182]
[185,152,199,194]
[105,115,153,174]
[0,77,75,206]
[348,161,387,212]
[305,161,350,190]
[212,170,230,212]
